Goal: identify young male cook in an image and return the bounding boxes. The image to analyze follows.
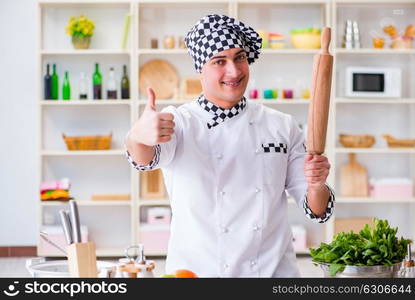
[125,14,335,277]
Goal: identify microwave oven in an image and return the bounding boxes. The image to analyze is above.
[345,67,401,98]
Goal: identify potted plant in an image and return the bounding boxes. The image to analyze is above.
[310,219,411,277]
[66,15,95,49]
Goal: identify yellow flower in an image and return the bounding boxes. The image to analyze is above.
[66,15,94,36]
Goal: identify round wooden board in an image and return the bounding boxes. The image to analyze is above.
[139,59,179,99]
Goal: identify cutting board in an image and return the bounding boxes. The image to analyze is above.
[340,153,369,197]
[139,59,179,99]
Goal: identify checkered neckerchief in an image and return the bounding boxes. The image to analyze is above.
[197,94,246,129]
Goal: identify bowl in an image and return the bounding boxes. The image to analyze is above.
[317,262,402,278]
[339,134,376,148]
[290,28,321,49]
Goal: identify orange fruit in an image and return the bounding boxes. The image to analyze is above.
[173,269,198,278]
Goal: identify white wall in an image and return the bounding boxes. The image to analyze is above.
[0,0,38,245]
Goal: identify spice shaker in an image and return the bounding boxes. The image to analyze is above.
[400,244,415,278]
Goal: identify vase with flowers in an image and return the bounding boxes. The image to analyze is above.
[66,15,95,49]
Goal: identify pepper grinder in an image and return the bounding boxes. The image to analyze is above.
[342,20,353,49]
[352,21,361,49]
[400,244,415,278]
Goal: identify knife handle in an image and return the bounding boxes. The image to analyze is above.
[59,210,73,245]
[69,200,82,243]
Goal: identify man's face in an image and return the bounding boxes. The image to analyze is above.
[199,48,249,107]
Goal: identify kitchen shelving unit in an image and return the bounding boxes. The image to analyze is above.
[37,0,415,257]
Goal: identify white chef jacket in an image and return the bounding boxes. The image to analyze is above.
[126,98,335,277]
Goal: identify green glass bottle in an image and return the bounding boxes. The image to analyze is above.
[93,63,102,100]
[51,64,59,100]
[62,71,71,100]
[121,64,130,99]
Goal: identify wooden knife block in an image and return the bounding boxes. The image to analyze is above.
[67,242,98,278]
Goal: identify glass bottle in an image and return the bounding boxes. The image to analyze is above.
[121,65,130,99]
[51,63,59,100]
[44,64,52,100]
[62,71,71,100]
[79,72,88,100]
[107,67,117,99]
[93,63,102,100]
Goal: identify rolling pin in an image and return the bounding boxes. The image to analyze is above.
[307,27,333,155]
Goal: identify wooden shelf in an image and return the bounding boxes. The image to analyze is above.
[137,99,311,105]
[335,148,415,154]
[336,197,415,203]
[335,48,415,55]
[236,0,329,3]
[41,200,131,206]
[334,0,415,4]
[137,99,192,105]
[41,150,125,156]
[41,49,130,55]
[258,99,311,104]
[139,199,170,206]
[41,100,132,105]
[138,49,187,55]
[260,49,320,54]
[335,98,415,104]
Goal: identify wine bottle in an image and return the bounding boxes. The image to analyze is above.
[121,64,130,99]
[51,64,59,100]
[93,63,102,100]
[44,64,52,100]
[107,67,117,99]
[79,72,88,100]
[62,71,71,100]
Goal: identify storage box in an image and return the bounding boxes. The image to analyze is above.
[139,224,170,254]
[291,225,307,252]
[334,217,374,235]
[147,207,171,225]
[39,225,88,256]
[369,178,413,198]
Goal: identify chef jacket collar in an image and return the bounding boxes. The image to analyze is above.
[197,94,247,129]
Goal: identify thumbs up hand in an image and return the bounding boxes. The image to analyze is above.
[128,87,175,146]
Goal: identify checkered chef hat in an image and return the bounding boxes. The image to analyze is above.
[185,14,262,72]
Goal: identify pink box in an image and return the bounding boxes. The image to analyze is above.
[369,179,413,198]
[147,207,171,225]
[39,226,88,256]
[140,224,170,253]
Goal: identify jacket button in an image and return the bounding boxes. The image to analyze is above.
[255,149,260,154]
[216,154,223,159]
[255,188,261,193]
[249,120,254,125]
[253,225,261,231]
[221,227,229,233]
[220,191,225,196]
[250,260,257,266]
[223,263,229,269]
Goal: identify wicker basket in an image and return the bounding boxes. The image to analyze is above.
[383,135,415,148]
[62,133,112,150]
[339,134,375,148]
